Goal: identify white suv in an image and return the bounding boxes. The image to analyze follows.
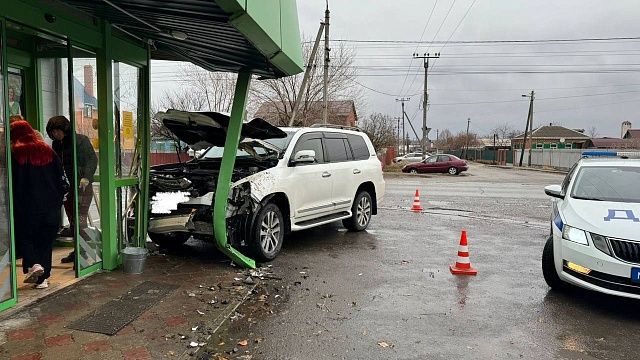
[148,110,385,261]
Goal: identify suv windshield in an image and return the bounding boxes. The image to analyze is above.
[200,130,296,160]
[571,166,640,202]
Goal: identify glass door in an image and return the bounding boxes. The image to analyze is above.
[0,18,17,311]
[113,61,143,249]
[70,46,102,276]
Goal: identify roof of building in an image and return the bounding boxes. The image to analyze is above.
[624,129,640,138]
[254,100,358,126]
[513,125,590,140]
[60,0,304,78]
[585,137,637,148]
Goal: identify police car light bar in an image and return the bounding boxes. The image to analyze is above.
[581,150,640,159]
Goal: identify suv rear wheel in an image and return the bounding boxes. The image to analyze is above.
[250,203,284,261]
[343,191,373,231]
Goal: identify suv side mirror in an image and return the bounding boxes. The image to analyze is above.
[544,184,564,199]
[292,150,316,164]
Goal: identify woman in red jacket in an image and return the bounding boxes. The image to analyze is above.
[10,120,68,289]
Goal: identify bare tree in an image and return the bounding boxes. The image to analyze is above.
[251,39,364,126]
[586,126,600,138]
[360,113,396,151]
[489,123,519,146]
[151,64,239,160]
[435,128,481,150]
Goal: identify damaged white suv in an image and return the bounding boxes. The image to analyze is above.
[148,110,385,261]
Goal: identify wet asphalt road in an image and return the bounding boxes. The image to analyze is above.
[215,164,640,360]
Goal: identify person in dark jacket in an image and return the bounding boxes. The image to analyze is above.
[11,120,67,288]
[46,115,98,264]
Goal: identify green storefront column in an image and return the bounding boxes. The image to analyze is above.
[212,71,256,269]
[97,21,118,270]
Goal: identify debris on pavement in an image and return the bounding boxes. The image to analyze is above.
[377,341,394,349]
[237,339,249,346]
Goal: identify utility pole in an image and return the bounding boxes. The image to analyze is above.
[396,98,410,155]
[464,117,471,159]
[394,117,402,154]
[322,1,330,124]
[518,90,535,167]
[413,52,440,159]
[289,22,325,126]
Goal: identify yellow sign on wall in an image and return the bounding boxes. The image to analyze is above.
[122,111,135,150]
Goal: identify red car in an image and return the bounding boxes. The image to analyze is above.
[402,154,468,175]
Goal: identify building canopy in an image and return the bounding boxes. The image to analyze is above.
[60,0,304,78]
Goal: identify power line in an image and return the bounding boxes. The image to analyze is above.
[430,0,479,71]
[323,35,640,45]
[403,0,457,96]
[397,0,439,96]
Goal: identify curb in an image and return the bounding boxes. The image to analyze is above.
[487,165,567,174]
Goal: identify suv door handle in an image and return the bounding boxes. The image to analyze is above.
[322,172,332,178]
[353,169,361,174]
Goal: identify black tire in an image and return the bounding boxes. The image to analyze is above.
[148,232,191,248]
[409,168,418,174]
[343,191,373,232]
[250,203,284,261]
[542,236,565,290]
[448,167,459,175]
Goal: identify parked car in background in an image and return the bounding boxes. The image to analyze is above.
[542,156,640,299]
[401,154,468,175]
[393,152,429,163]
[148,111,385,261]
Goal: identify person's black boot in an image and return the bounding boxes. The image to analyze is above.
[61,251,75,263]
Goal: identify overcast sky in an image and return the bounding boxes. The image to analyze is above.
[295,0,640,138]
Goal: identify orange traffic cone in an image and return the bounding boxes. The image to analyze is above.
[410,189,423,212]
[449,230,478,275]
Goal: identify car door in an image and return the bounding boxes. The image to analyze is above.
[324,133,355,213]
[285,132,334,221]
[437,155,451,172]
[420,156,438,173]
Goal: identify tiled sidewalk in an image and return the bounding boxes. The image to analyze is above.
[0,244,256,360]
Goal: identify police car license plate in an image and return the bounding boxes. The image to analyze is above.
[631,268,640,283]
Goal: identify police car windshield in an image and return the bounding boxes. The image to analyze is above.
[571,166,640,203]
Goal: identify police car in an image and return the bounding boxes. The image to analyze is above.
[543,151,640,298]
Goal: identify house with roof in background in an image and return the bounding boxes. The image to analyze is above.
[511,124,591,150]
[254,100,357,127]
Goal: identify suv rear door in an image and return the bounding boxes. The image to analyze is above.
[323,132,355,213]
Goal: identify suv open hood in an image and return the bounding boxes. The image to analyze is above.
[157,110,287,150]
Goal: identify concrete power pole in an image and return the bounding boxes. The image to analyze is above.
[413,53,440,159]
[518,90,535,167]
[394,116,402,155]
[322,1,330,124]
[289,22,325,126]
[464,117,471,159]
[396,98,410,155]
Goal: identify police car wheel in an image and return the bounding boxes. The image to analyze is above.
[542,236,565,290]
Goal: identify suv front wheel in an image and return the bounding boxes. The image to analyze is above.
[343,191,373,231]
[250,203,285,261]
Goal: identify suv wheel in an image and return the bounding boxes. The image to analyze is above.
[149,232,191,248]
[343,191,373,231]
[448,167,459,175]
[251,203,284,261]
[542,236,565,290]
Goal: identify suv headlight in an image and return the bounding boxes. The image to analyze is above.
[562,225,589,246]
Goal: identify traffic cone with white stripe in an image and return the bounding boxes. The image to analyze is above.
[410,189,423,212]
[449,230,478,275]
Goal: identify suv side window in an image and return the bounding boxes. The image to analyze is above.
[325,137,351,162]
[347,134,370,160]
[292,133,325,165]
[437,155,450,162]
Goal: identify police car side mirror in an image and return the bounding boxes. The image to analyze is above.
[544,185,564,199]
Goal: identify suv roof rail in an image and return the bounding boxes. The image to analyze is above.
[309,123,363,132]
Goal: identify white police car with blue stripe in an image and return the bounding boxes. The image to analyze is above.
[543,152,640,298]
